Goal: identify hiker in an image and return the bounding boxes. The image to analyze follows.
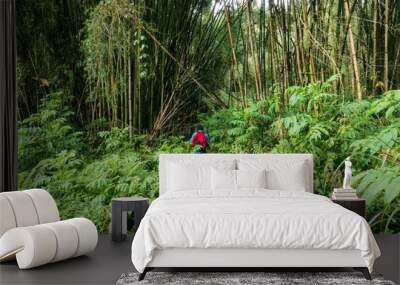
[190,124,209,153]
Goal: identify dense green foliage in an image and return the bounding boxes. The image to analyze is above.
[16,0,400,234]
[81,0,227,133]
[18,81,400,233]
[18,92,188,231]
[18,0,400,129]
[16,0,99,117]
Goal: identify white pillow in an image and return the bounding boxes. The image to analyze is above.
[167,163,209,191]
[237,159,308,191]
[167,159,236,191]
[211,168,267,190]
[211,168,236,190]
[236,169,267,189]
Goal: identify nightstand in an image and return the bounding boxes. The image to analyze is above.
[331,198,366,218]
[111,197,150,242]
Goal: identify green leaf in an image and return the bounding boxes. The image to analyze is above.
[352,171,368,186]
[384,177,400,205]
[356,170,379,195]
[362,174,393,205]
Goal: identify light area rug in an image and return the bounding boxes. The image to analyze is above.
[116,272,395,285]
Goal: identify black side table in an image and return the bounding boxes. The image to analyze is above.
[332,198,366,218]
[111,197,149,242]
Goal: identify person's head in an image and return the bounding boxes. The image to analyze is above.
[195,124,204,132]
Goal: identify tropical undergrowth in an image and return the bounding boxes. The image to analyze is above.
[203,77,400,233]
[18,78,400,233]
[18,92,188,232]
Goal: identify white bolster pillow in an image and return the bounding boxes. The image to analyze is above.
[0,218,98,269]
[64,218,98,257]
[0,196,17,237]
[0,226,57,268]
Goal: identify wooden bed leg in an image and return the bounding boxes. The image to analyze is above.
[138,268,147,281]
[354,267,371,280]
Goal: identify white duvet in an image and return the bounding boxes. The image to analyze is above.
[131,190,380,273]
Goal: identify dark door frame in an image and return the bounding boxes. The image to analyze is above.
[0,0,18,192]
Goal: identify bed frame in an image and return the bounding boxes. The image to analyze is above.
[139,154,371,280]
[140,248,370,280]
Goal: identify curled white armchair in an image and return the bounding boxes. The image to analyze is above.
[0,189,98,269]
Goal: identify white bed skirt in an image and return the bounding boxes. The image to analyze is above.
[148,248,366,268]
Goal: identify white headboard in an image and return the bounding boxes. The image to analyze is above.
[159,153,314,195]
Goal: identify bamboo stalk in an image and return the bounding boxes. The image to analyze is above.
[268,0,276,89]
[384,0,389,91]
[390,42,400,90]
[224,4,245,107]
[128,55,132,138]
[372,0,378,94]
[245,0,262,101]
[344,0,362,100]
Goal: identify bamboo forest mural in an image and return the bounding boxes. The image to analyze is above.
[17,0,400,233]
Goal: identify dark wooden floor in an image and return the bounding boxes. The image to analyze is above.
[0,235,134,285]
[373,234,400,285]
[1,234,398,285]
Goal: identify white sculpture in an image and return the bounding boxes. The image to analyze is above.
[342,156,353,190]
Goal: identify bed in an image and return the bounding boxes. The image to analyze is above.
[131,154,380,280]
